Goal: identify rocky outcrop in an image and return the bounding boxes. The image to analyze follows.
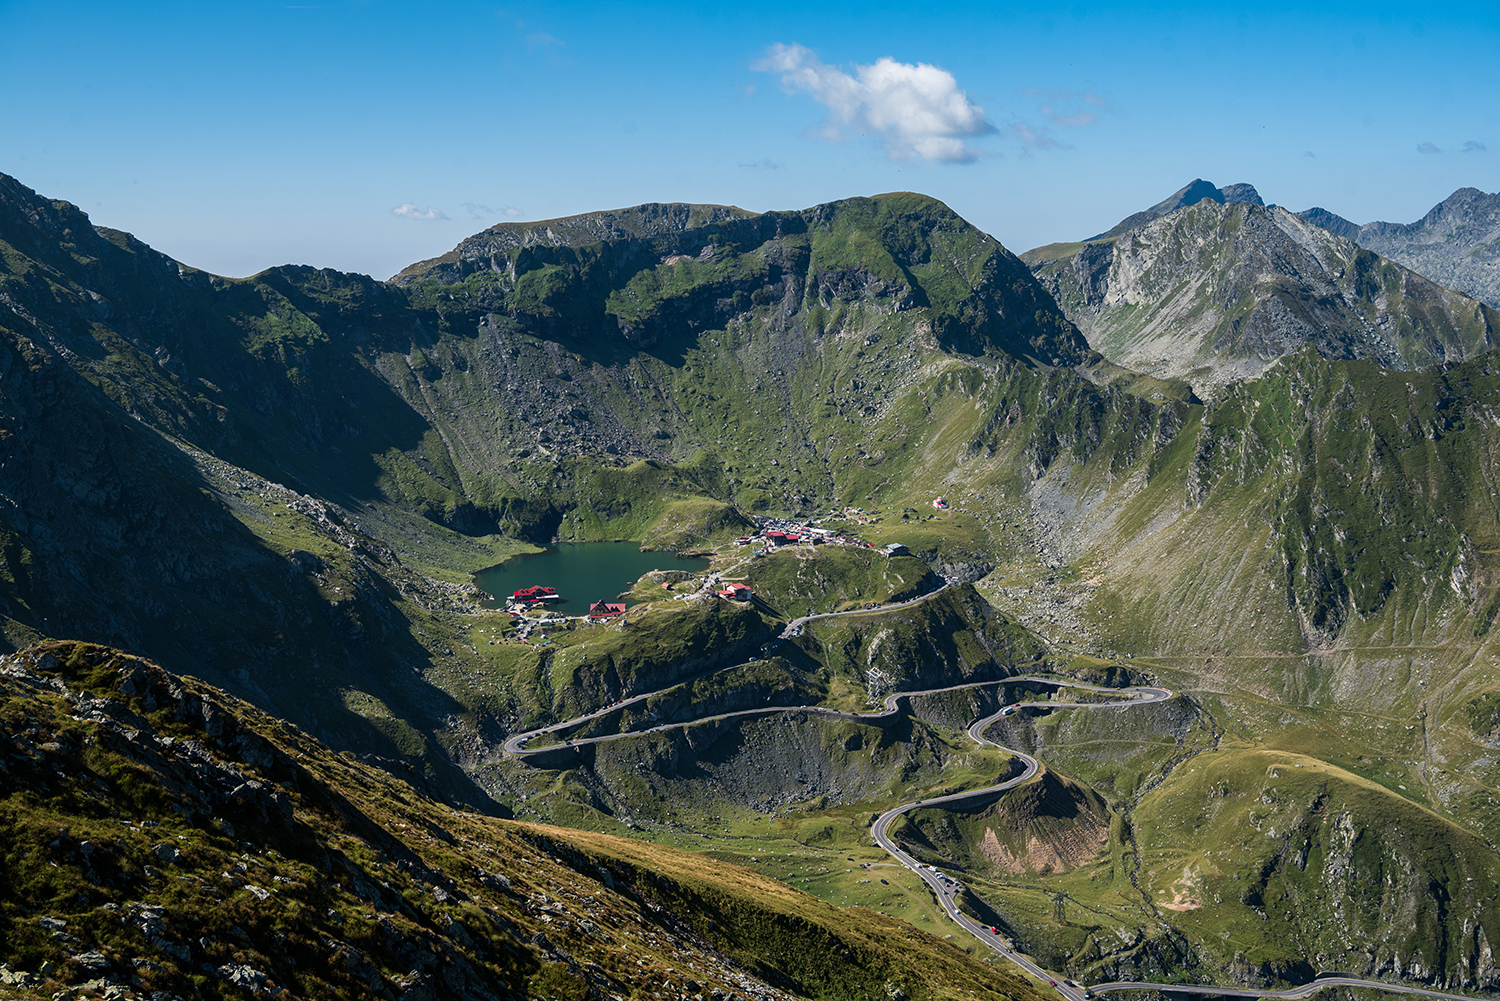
[584,710,952,815]
[971,772,1110,875]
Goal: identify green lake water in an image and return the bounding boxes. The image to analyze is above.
[473,542,710,610]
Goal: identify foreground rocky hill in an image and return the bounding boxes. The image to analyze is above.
[1298,187,1500,308]
[0,640,1048,1001]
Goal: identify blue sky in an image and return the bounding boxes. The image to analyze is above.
[2,0,1497,279]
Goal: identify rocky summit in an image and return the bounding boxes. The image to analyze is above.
[1297,187,1500,308]
[1025,196,1500,392]
[5,167,1500,999]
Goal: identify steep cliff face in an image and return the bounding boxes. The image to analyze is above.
[1299,187,1500,308]
[1029,201,1499,391]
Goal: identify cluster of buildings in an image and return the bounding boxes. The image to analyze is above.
[731,518,910,562]
[736,517,859,550]
[503,586,627,625]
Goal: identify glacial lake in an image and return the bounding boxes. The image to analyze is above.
[474,542,710,610]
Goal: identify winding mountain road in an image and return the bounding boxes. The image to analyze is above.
[1088,979,1491,1000]
[777,582,949,639]
[502,670,1144,758]
[871,685,1167,1001]
[502,594,1494,1001]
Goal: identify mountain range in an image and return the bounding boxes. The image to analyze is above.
[6,168,1500,995]
[1297,187,1500,308]
[1024,194,1499,391]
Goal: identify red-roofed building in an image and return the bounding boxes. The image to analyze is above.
[588,601,626,619]
[717,584,752,601]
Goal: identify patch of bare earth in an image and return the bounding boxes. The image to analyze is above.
[1157,865,1203,911]
[977,813,1108,875]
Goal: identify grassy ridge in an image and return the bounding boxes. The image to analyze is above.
[739,547,940,619]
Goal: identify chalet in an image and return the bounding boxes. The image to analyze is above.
[588,601,626,619]
[883,543,910,556]
[513,585,560,603]
[717,584,752,601]
[764,531,795,546]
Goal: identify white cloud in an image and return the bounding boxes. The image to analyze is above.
[462,202,523,221]
[1008,122,1067,149]
[392,203,449,221]
[1461,140,1487,153]
[1026,87,1107,128]
[755,43,994,164]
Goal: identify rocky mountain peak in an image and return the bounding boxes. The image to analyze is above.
[1086,179,1265,241]
[1218,182,1265,206]
[1031,197,1500,390]
[1297,186,1500,306]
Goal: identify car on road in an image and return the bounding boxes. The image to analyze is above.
[989,926,998,934]
[1048,981,1056,988]
[999,705,1018,716]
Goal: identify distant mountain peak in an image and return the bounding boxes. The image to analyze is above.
[1297,186,1500,307]
[1031,198,1500,391]
[1218,183,1265,206]
[1087,179,1264,241]
[1295,206,1361,242]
